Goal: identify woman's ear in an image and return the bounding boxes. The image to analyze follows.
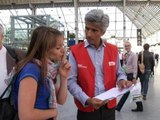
[102,30,106,36]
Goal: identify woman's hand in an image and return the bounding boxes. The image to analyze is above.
[59,51,71,81]
[51,108,58,120]
[56,53,71,105]
[59,59,71,81]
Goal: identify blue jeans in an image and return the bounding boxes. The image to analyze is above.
[139,69,151,96]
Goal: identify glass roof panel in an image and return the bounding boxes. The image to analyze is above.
[1,4,160,40]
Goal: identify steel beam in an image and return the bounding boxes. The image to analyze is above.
[0,1,160,10]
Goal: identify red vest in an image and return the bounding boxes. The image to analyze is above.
[70,42,118,112]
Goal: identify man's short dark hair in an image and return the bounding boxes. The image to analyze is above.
[143,43,150,50]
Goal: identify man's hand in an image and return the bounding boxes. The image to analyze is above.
[117,80,133,90]
[86,98,107,110]
[132,79,137,84]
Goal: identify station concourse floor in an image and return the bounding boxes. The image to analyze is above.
[57,62,160,120]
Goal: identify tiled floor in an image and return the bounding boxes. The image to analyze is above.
[57,62,160,120]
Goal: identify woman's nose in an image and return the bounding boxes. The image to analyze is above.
[61,47,65,53]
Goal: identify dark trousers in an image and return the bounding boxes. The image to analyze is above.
[77,106,115,120]
[116,91,130,111]
[116,73,133,111]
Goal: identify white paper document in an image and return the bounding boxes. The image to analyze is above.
[95,85,134,101]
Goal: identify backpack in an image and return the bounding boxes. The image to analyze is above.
[0,46,19,120]
[0,73,19,120]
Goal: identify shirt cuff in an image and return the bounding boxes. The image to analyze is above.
[117,76,127,81]
[79,94,90,107]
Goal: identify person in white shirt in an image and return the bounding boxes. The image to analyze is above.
[0,24,8,96]
[0,24,25,97]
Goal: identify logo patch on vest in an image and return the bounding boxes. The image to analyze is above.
[108,61,115,66]
[77,64,87,68]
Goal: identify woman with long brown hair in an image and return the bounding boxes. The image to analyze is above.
[13,26,71,120]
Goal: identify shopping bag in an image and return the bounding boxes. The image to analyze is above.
[130,81,143,102]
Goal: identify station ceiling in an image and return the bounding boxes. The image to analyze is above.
[0,0,160,38]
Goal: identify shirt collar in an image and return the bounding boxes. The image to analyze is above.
[84,39,106,48]
[126,51,132,56]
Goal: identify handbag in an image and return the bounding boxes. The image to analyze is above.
[138,51,145,74]
[0,74,19,120]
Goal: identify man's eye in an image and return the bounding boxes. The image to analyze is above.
[92,29,97,32]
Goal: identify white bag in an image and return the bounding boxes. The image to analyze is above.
[130,81,142,102]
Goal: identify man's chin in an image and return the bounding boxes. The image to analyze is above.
[87,39,94,43]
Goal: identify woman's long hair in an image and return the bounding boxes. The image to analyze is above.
[16,26,63,81]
